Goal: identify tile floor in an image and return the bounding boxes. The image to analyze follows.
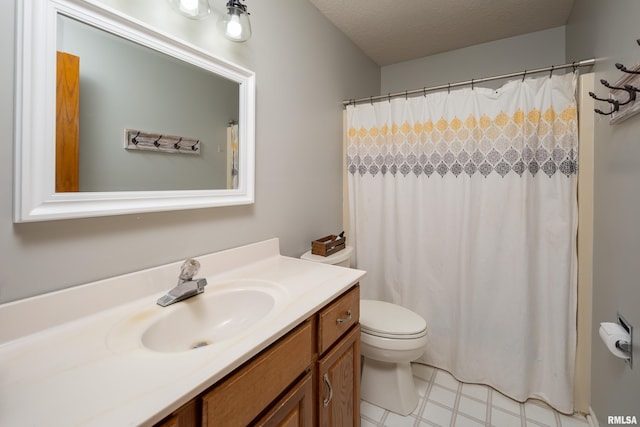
[360,364,592,427]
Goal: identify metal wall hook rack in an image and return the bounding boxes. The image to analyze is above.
[615,62,640,75]
[619,89,636,105]
[613,39,640,75]
[595,102,620,116]
[601,78,632,91]
[594,40,640,123]
[593,83,637,106]
[589,91,615,103]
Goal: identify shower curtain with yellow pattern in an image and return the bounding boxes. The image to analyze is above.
[346,73,578,412]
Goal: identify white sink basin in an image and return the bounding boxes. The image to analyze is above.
[143,288,275,352]
[107,280,288,354]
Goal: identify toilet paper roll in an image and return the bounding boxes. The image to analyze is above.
[599,322,631,359]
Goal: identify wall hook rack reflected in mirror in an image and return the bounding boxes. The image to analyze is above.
[125,129,201,155]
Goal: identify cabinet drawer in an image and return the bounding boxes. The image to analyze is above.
[202,321,313,427]
[317,285,359,355]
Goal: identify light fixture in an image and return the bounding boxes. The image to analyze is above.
[168,0,211,19]
[219,0,252,42]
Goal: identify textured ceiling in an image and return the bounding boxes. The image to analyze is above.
[308,0,575,66]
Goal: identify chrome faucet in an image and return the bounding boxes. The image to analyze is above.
[157,259,208,307]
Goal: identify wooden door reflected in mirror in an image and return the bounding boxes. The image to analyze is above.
[56,51,80,192]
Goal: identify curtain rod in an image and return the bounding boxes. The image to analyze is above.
[342,58,596,107]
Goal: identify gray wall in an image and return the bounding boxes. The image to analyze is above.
[0,0,379,303]
[381,26,566,94]
[566,0,640,422]
[58,15,238,191]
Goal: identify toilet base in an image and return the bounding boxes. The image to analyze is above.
[361,357,419,416]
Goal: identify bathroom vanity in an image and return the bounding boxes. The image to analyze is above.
[157,285,360,426]
[0,239,365,426]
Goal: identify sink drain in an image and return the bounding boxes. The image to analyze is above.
[190,340,211,350]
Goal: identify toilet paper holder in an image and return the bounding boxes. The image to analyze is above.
[616,314,633,368]
[618,314,633,368]
[599,314,633,368]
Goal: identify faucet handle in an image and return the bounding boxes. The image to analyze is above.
[179,259,200,281]
[196,278,208,291]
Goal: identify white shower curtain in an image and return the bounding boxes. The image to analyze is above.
[347,73,578,412]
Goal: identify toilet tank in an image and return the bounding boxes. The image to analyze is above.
[300,246,353,267]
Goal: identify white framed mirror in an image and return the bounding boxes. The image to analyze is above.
[14,0,256,222]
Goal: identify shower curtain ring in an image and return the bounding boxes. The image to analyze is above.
[522,70,527,82]
[369,96,373,105]
[549,65,554,78]
[423,87,427,97]
[447,83,451,94]
[388,93,391,103]
[405,90,408,100]
[471,79,474,90]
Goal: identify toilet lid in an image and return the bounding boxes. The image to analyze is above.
[360,299,427,339]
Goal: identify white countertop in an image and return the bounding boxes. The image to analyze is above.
[0,238,365,426]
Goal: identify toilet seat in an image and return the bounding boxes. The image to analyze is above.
[360,300,427,339]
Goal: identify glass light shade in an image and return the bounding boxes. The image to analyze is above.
[220,5,252,42]
[168,0,211,19]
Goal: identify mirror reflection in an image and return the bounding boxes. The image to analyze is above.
[56,15,240,192]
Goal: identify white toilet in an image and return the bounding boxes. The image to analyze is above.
[300,246,428,416]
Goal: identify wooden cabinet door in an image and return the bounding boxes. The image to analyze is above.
[202,322,313,426]
[255,372,313,427]
[317,325,360,427]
